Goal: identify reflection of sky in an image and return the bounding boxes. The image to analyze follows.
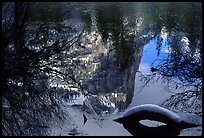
[133,37,176,108]
[139,37,170,74]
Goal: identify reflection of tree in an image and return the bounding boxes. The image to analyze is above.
[153,37,202,116]
[132,3,202,117]
[148,3,202,116]
[151,36,202,87]
[2,2,83,135]
[95,5,136,70]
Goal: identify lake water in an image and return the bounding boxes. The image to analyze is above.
[44,2,201,136]
[2,2,201,136]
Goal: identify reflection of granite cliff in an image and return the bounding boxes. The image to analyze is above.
[67,27,156,110]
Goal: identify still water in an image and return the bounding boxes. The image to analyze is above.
[2,2,202,136]
[3,2,201,136]
[42,2,201,136]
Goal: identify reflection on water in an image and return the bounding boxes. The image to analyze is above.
[73,2,201,136]
[2,2,201,136]
[45,2,202,136]
[50,2,201,136]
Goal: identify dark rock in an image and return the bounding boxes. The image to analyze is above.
[113,104,201,136]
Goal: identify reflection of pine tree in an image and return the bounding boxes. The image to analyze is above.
[160,90,202,117]
[150,33,202,117]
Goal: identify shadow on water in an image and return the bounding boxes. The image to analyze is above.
[123,123,183,136]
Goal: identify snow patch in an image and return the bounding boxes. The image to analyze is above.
[67,94,85,106]
[123,104,181,123]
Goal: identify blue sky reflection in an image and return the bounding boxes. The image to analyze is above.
[139,37,170,74]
